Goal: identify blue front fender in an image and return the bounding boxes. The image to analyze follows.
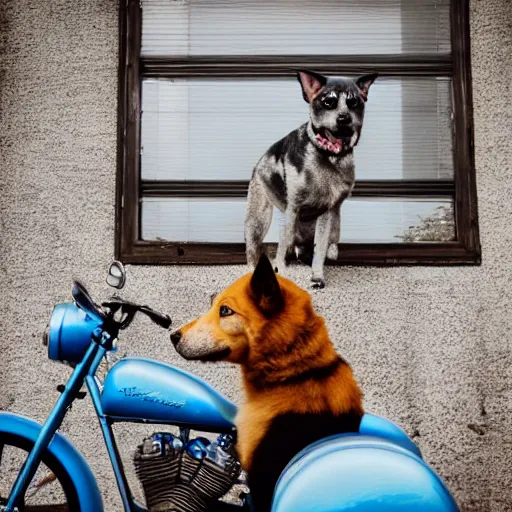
[0,412,103,512]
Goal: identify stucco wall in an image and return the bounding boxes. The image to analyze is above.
[1,1,511,510]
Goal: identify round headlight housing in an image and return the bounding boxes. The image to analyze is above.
[46,303,103,364]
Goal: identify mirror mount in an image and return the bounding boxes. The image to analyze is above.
[106,260,126,290]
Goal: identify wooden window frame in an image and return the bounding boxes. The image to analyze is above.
[115,0,480,266]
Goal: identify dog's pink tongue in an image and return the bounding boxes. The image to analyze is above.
[325,131,342,152]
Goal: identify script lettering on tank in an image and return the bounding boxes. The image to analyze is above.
[118,387,186,408]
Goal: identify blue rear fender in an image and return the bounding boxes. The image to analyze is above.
[272,428,459,512]
[0,412,103,512]
[359,412,422,457]
[271,413,458,512]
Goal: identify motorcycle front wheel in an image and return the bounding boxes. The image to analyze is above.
[0,433,80,512]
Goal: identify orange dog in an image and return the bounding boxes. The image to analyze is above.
[171,255,363,511]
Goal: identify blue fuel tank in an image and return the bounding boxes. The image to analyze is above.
[100,357,237,432]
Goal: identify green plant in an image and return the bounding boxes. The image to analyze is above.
[396,205,455,242]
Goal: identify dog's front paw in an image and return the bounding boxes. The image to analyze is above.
[310,277,325,289]
[327,243,339,260]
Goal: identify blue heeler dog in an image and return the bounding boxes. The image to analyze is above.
[244,70,377,288]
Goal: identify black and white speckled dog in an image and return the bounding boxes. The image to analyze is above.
[244,70,377,288]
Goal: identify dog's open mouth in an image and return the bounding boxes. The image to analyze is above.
[315,128,353,154]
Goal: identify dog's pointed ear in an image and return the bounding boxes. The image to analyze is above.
[297,70,327,103]
[356,73,378,101]
[249,254,284,316]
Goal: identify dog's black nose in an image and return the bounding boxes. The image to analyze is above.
[337,113,351,125]
[170,330,182,346]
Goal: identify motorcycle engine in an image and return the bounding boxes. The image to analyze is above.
[133,432,242,512]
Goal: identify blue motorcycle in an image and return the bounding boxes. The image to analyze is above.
[0,262,460,512]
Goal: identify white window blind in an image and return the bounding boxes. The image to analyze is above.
[141,0,451,57]
[141,198,454,243]
[141,77,453,181]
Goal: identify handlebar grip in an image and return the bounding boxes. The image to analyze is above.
[139,306,172,329]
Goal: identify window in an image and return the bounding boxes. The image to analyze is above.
[116,0,480,265]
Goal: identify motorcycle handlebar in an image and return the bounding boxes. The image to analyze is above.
[72,281,172,332]
[102,298,172,330]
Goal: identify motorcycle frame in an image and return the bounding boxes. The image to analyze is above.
[4,337,243,512]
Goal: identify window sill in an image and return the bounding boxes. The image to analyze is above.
[118,241,481,266]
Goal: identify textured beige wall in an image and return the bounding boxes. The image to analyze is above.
[1,1,511,511]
